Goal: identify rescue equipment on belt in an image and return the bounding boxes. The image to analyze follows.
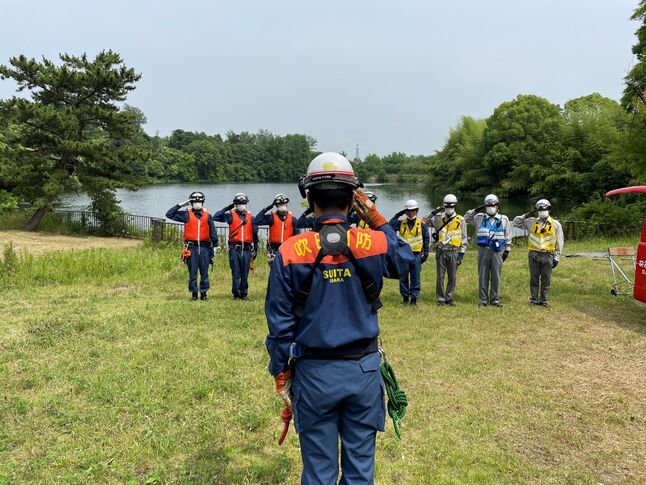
[180,244,191,264]
[379,343,408,439]
[528,217,556,252]
[292,222,383,318]
[399,218,423,252]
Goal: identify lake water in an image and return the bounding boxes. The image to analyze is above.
[60,182,539,236]
[61,182,536,219]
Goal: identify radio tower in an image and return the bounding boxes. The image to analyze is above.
[354,144,360,162]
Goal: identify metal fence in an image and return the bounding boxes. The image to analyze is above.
[53,210,270,243]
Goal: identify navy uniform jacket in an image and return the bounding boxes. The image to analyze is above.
[389,212,431,257]
[212,208,260,249]
[265,214,415,376]
[165,205,219,247]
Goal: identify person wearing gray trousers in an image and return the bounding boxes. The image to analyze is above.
[513,204,564,306]
[427,206,468,305]
[465,196,512,307]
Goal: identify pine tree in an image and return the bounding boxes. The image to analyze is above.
[0,50,148,230]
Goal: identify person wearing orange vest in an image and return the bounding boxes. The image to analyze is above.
[166,191,218,300]
[254,194,298,267]
[213,193,259,300]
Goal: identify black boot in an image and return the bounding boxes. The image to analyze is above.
[410,297,417,306]
[200,292,207,301]
[402,296,409,305]
[191,292,198,300]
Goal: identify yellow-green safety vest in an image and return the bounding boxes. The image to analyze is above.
[528,217,556,252]
[438,215,463,248]
[400,218,423,252]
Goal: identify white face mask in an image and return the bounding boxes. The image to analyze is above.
[538,210,549,220]
[444,207,455,216]
[191,202,203,211]
[485,206,498,216]
[276,204,287,213]
[236,204,247,212]
[406,212,417,220]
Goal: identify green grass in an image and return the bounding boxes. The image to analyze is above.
[0,237,644,484]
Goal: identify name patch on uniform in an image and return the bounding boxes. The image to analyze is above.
[322,267,352,283]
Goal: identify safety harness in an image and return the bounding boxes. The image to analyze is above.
[292,222,383,318]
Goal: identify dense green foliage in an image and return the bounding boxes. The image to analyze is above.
[353,152,432,183]
[0,51,148,230]
[136,129,317,183]
[427,93,637,206]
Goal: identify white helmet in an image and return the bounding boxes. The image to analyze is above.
[298,152,362,198]
[535,198,551,211]
[404,199,419,210]
[443,194,458,207]
[484,194,499,206]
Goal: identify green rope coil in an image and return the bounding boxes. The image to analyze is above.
[380,360,408,439]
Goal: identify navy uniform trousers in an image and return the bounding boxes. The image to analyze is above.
[187,245,210,293]
[292,352,385,485]
[228,247,251,297]
[399,251,422,298]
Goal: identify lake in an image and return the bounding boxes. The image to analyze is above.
[60,182,541,237]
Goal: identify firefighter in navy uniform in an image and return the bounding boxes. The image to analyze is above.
[265,152,413,485]
[254,194,298,266]
[213,193,259,300]
[165,192,218,300]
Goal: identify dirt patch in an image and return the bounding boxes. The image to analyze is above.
[0,230,141,255]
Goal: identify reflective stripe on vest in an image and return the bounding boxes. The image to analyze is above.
[528,217,556,252]
[183,209,210,241]
[399,218,423,252]
[269,211,294,244]
[358,219,369,229]
[439,215,463,247]
[476,216,505,252]
[229,210,253,243]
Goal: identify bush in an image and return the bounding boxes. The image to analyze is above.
[0,242,18,277]
[565,196,645,236]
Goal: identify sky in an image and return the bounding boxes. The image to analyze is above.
[0,0,640,156]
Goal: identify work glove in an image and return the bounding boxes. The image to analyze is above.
[421,253,428,264]
[552,259,559,269]
[524,210,536,218]
[353,190,388,229]
[394,209,407,218]
[474,204,486,213]
[262,204,274,214]
[179,200,191,208]
[223,203,235,211]
[303,206,313,216]
[431,205,443,216]
[274,369,292,409]
[457,252,464,266]
[431,232,439,242]
[502,250,510,262]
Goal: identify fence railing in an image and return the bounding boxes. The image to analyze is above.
[51,209,638,244]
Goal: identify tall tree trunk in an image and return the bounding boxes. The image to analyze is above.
[23,207,47,231]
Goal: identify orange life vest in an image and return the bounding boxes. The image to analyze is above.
[269,211,294,244]
[183,210,210,241]
[229,210,254,243]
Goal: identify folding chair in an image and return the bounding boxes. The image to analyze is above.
[607,247,636,297]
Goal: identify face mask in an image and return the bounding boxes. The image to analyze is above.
[276,204,287,213]
[485,206,497,216]
[191,202,203,211]
[444,207,455,216]
[406,211,417,220]
[236,204,246,212]
[538,210,549,220]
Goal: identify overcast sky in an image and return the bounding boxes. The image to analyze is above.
[0,0,639,156]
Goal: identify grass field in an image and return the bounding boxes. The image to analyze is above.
[0,232,644,484]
